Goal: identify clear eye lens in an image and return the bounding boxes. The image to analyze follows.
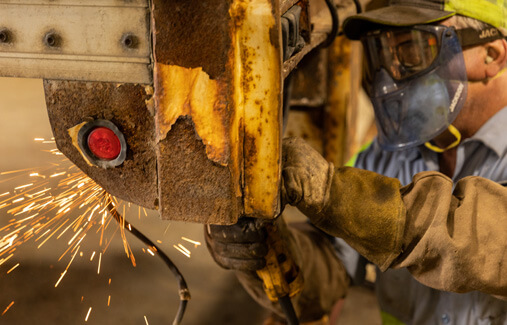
[364,27,440,81]
[87,127,122,160]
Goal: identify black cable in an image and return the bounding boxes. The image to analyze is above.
[279,295,299,325]
[107,199,190,325]
[353,0,363,13]
[322,0,339,47]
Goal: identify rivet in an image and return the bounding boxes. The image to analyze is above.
[44,32,61,48]
[121,33,138,49]
[0,29,11,44]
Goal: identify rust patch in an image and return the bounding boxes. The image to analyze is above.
[269,25,279,48]
[150,0,245,219]
[44,80,159,209]
[157,117,241,225]
[154,64,230,166]
[152,0,233,79]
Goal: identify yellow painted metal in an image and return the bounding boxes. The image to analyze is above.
[67,121,92,166]
[230,0,283,218]
[150,0,284,220]
[154,64,230,166]
[153,63,243,200]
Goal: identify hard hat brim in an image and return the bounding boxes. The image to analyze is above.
[343,5,455,40]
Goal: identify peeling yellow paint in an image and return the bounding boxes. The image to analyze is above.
[144,85,155,116]
[68,122,94,167]
[154,64,230,166]
[230,0,282,218]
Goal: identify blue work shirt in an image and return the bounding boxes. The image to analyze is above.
[350,106,507,324]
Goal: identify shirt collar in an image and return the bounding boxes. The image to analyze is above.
[464,106,507,157]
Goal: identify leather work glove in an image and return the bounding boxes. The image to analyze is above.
[281,137,335,211]
[281,137,406,270]
[206,215,348,322]
[205,217,269,271]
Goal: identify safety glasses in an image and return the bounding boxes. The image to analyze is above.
[362,25,448,82]
[361,24,504,84]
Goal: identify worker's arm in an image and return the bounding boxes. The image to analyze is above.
[392,173,507,299]
[283,137,507,298]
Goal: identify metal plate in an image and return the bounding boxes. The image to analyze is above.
[0,0,151,83]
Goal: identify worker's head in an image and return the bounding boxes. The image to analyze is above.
[343,0,507,151]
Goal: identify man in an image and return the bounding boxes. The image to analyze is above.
[206,0,507,323]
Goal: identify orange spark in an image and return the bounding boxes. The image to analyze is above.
[6,263,19,274]
[14,183,33,190]
[97,252,102,274]
[181,237,201,247]
[173,245,191,258]
[177,244,191,256]
[2,301,14,316]
[85,307,92,322]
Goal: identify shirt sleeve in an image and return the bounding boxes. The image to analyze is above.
[391,172,507,298]
[303,167,507,299]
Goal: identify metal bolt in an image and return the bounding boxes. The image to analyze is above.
[0,29,11,44]
[121,33,138,49]
[44,32,61,48]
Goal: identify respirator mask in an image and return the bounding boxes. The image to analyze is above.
[362,25,467,151]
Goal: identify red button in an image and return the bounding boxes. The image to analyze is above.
[87,127,122,160]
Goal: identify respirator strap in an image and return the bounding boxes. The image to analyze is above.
[424,124,462,153]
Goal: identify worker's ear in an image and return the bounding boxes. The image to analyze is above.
[483,38,507,79]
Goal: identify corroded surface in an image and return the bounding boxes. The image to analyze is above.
[154,64,230,166]
[151,0,233,79]
[157,117,241,224]
[230,0,282,218]
[42,0,289,224]
[44,80,159,209]
[152,0,243,223]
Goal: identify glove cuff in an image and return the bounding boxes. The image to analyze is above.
[303,167,406,270]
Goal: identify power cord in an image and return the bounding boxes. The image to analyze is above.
[106,198,190,325]
[322,0,339,47]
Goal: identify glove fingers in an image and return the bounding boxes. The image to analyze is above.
[212,240,268,259]
[207,218,267,243]
[211,253,266,271]
[204,223,268,272]
[282,168,303,205]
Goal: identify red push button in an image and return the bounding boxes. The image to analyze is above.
[87,127,122,160]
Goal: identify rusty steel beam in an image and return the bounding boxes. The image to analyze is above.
[0,0,366,225]
[44,81,159,209]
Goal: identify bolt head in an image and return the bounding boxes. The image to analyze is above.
[44,32,61,48]
[0,29,11,44]
[121,33,138,49]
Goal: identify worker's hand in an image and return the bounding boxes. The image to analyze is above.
[281,137,334,214]
[205,217,269,271]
